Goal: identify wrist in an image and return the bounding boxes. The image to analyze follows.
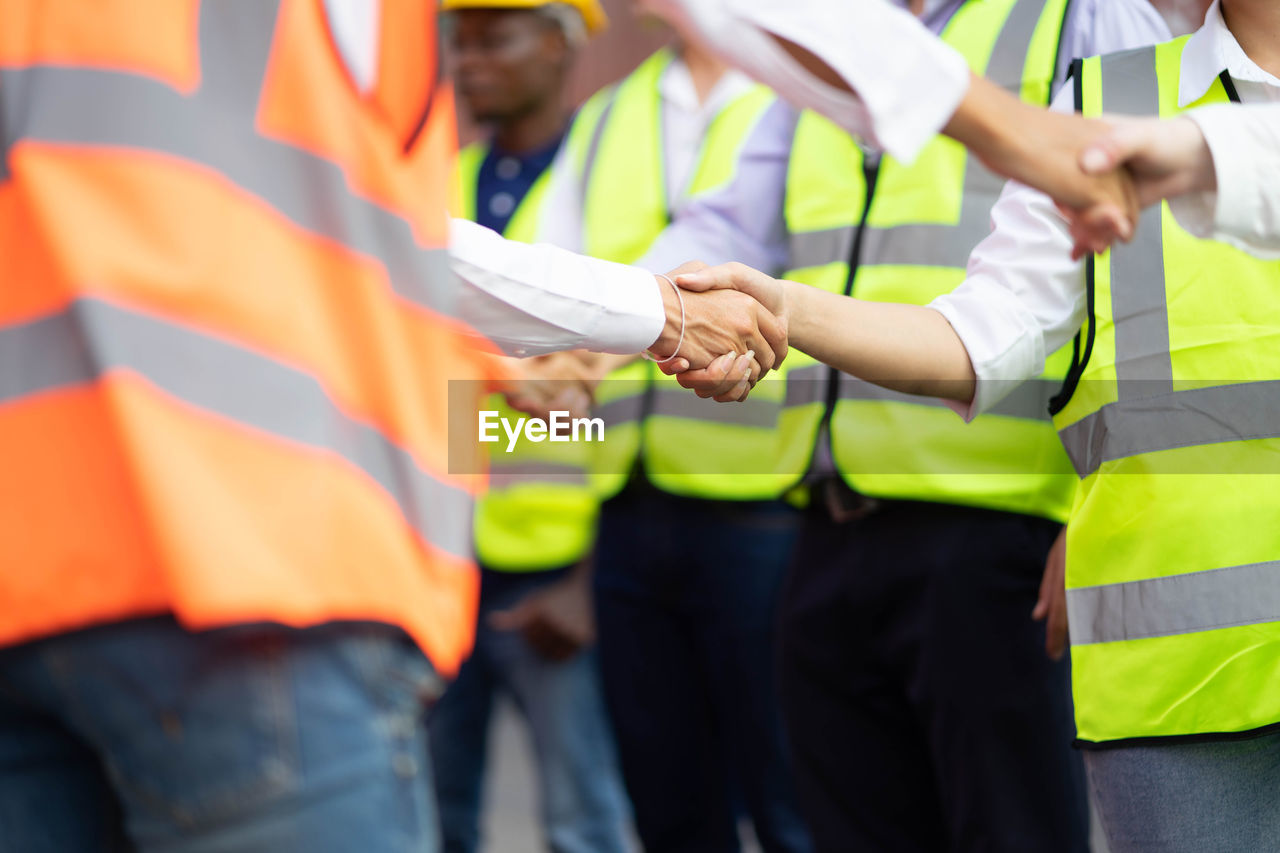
[1179,117,1217,195]
[780,279,809,348]
[647,275,684,361]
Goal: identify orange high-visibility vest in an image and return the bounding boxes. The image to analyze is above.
[0,0,495,676]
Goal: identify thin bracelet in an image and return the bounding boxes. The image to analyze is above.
[643,273,685,364]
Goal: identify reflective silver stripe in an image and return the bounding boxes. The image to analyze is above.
[1068,560,1280,645]
[648,388,781,429]
[1056,380,1280,477]
[0,0,456,316]
[790,187,1001,272]
[788,226,855,272]
[837,376,1056,422]
[578,89,619,215]
[594,395,644,429]
[861,195,995,270]
[1101,47,1172,399]
[783,363,829,410]
[488,461,589,488]
[0,299,475,560]
[985,0,1051,91]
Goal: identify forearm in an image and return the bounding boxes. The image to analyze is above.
[941,72,1023,168]
[785,281,976,403]
[450,218,664,356]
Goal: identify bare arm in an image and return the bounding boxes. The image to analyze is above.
[784,279,976,402]
[671,264,976,404]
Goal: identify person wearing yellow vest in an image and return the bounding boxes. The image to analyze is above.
[0,1,793,849]
[534,6,813,850]
[431,4,629,852]
[1069,102,1280,257]
[675,3,1280,849]
[666,2,1165,848]
[770,3,1166,851]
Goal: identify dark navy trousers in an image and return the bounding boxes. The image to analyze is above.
[778,498,1089,852]
[594,487,813,853]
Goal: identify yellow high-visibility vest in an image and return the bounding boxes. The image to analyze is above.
[576,49,794,500]
[782,0,1077,521]
[1055,37,1280,745]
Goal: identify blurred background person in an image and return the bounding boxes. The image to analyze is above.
[771,1,1167,850]
[634,0,1167,848]
[535,3,813,851]
[673,3,1280,849]
[432,3,631,853]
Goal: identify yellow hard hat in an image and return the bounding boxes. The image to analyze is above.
[440,0,608,36]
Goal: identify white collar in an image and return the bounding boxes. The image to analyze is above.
[1180,0,1280,106]
[659,55,754,116]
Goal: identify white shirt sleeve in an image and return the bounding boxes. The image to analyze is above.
[1174,103,1280,260]
[653,0,970,164]
[450,219,664,357]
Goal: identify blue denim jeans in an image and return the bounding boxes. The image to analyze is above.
[428,568,629,853]
[594,489,813,853]
[0,616,442,853]
[1085,730,1280,853]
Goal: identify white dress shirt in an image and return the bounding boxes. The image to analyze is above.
[1178,103,1280,259]
[930,0,1277,418]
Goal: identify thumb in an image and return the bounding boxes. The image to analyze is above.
[1080,119,1146,174]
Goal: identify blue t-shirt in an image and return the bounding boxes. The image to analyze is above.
[474,129,566,236]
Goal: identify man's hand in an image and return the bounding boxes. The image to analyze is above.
[1064,115,1217,258]
[1032,526,1069,662]
[488,564,596,662]
[945,73,1140,258]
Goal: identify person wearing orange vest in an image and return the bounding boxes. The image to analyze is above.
[0,2,786,849]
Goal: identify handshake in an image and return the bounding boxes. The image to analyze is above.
[504,99,1219,411]
[502,261,788,419]
[500,262,786,422]
[950,74,1218,260]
